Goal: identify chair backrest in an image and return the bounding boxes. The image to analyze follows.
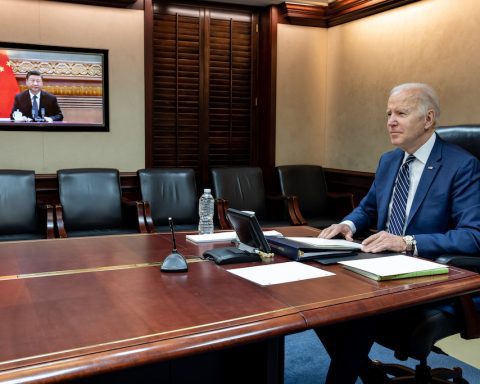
[57,168,123,231]
[276,165,328,218]
[436,125,480,159]
[138,168,198,225]
[211,167,267,219]
[436,126,480,337]
[0,170,37,234]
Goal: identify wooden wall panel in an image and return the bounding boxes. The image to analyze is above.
[34,169,374,208]
[148,1,259,187]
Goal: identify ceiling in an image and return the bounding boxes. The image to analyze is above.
[205,0,334,6]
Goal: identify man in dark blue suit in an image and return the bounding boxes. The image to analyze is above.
[316,83,480,384]
[10,70,63,122]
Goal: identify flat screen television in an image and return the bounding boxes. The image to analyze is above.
[0,42,108,132]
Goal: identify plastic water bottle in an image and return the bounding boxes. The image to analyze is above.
[198,188,214,234]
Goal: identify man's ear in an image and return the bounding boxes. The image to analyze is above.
[424,109,435,130]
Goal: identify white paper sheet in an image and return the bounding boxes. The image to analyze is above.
[227,261,334,286]
[186,230,283,243]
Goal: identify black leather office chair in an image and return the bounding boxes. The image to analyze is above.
[367,125,480,384]
[276,165,355,229]
[137,168,198,232]
[55,168,147,238]
[211,167,301,229]
[0,170,54,241]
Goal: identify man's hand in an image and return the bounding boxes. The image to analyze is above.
[318,223,353,241]
[361,231,407,253]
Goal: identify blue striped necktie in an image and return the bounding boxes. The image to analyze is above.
[388,154,416,235]
[32,95,39,118]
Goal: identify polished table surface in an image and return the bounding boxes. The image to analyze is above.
[0,226,479,382]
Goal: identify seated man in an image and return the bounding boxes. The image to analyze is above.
[316,83,480,384]
[10,70,63,122]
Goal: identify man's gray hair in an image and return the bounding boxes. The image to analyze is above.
[390,83,440,124]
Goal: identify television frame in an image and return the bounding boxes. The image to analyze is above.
[226,208,272,253]
[0,41,109,132]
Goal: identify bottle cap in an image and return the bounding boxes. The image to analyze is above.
[204,188,211,193]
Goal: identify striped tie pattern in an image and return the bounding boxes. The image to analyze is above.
[388,154,416,235]
[32,95,39,118]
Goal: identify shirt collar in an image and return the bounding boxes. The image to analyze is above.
[29,91,41,100]
[403,133,436,164]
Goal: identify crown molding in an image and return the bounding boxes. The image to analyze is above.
[279,0,421,28]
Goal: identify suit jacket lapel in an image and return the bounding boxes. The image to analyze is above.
[406,136,443,228]
[377,149,403,230]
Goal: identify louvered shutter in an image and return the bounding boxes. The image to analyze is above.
[152,8,201,169]
[150,2,258,185]
[208,10,255,167]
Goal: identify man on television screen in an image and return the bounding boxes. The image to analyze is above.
[10,70,63,122]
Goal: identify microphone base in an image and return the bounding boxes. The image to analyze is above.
[161,251,188,272]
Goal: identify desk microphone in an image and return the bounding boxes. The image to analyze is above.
[161,217,188,272]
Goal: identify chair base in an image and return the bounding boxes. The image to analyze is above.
[366,360,468,384]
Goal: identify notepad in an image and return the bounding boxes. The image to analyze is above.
[339,255,449,281]
[186,230,283,243]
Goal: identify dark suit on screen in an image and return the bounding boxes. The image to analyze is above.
[10,90,63,121]
[345,134,480,258]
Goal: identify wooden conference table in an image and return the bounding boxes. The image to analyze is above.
[0,226,479,383]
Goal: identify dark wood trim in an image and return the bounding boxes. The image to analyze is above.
[35,172,141,205]
[278,3,328,28]
[33,168,373,212]
[324,168,374,206]
[199,7,209,187]
[258,6,278,193]
[279,0,422,28]
[144,0,153,167]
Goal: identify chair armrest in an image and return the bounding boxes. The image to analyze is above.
[37,203,55,239]
[54,204,68,238]
[326,192,355,218]
[121,198,148,233]
[435,254,480,339]
[141,200,155,233]
[215,199,231,230]
[268,194,304,225]
[436,255,480,273]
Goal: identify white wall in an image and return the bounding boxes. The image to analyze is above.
[277,0,480,172]
[276,24,328,166]
[0,0,145,173]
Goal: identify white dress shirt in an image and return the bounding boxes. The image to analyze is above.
[344,133,437,235]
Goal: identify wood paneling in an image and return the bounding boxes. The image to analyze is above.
[324,168,374,206]
[35,172,141,205]
[258,5,278,192]
[279,0,422,28]
[147,2,259,187]
[33,168,374,209]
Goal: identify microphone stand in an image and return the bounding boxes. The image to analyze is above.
[161,217,188,272]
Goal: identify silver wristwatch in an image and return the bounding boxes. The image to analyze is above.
[403,235,416,255]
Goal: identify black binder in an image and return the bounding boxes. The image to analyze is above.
[267,237,356,261]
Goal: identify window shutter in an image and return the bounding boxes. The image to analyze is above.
[150,2,258,185]
[208,11,255,167]
[152,8,201,169]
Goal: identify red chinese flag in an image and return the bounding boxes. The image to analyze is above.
[0,51,20,118]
